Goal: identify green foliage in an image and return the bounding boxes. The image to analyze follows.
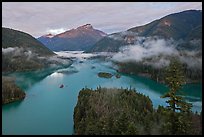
[2,27,56,73]
[74,87,154,135]
[2,27,54,55]
[97,72,113,78]
[2,27,72,73]
[159,59,197,135]
[161,58,192,113]
[2,53,44,72]
[115,60,166,83]
[2,76,26,104]
[115,55,202,85]
[74,87,201,135]
[185,25,202,40]
[160,110,195,135]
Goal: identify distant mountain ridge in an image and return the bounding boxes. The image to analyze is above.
[128,10,202,40]
[88,10,202,52]
[38,24,107,51]
[2,27,71,73]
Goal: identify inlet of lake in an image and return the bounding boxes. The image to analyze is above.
[2,57,202,135]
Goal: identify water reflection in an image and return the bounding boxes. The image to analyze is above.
[2,58,202,135]
[2,100,23,110]
[56,66,79,75]
[49,72,64,78]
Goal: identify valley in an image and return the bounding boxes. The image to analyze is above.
[2,52,202,134]
[2,3,202,135]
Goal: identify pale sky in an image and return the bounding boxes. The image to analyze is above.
[2,2,202,38]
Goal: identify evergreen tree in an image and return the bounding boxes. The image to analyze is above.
[161,58,192,113]
[161,58,193,134]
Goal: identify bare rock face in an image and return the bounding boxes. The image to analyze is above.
[37,24,107,51]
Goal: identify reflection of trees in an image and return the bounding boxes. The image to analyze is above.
[7,64,71,90]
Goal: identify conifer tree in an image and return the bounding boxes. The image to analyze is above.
[161,58,192,113]
[161,58,193,134]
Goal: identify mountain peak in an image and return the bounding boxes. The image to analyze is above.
[77,24,93,30]
[43,33,55,38]
[38,24,107,51]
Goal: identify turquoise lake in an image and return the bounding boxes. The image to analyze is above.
[2,58,202,135]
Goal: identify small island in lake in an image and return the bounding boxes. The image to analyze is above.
[98,72,113,78]
[115,73,121,78]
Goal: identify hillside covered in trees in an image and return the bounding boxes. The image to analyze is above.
[88,10,202,53]
[2,27,72,73]
[2,76,26,104]
[73,87,202,135]
[2,27,72,105]
[115,56,202,84]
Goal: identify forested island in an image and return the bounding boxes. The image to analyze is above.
[73,87,202,135]
[2,4,202,135]
[98,72,113,78]
[98,72,121,79]
[73,59,202,135]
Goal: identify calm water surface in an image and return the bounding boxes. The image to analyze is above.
[2,59,202,135]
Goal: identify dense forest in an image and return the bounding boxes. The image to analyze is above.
[73,59,202,135]
[73,87,202,135]
[114,57,202,84]
[2,76,26,104]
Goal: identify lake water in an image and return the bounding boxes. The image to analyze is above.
[2,58,202,135]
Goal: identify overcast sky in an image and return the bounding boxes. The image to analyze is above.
[2,2,202,38]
